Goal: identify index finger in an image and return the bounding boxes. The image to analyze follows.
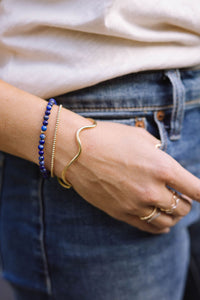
[166,158,200,202]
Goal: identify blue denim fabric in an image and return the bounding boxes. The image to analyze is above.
[0,69,200,300]
[183,221,200,300]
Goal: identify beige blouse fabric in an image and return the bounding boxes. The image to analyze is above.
[0,0,200,98]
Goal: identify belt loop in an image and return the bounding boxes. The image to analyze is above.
[164,69,186,140]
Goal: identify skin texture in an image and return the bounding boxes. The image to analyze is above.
[1,80,199,234]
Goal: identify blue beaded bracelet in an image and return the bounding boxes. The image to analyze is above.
[38,98,57,178]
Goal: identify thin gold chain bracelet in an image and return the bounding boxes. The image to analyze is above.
[50,104,62,177]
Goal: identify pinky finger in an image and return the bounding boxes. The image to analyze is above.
[122,214,170,235]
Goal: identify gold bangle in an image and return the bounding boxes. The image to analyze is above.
[57,118,97,189]
[51,104,62,177]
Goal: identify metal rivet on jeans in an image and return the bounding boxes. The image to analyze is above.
[135,119,145,128]
[156,110,165,121]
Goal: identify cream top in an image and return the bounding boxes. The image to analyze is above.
[0,0,200,98]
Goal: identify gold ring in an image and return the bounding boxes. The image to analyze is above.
[160,191,180,214]
[155,140,162,149]
[140,207,158,221]
[146,211,161,223]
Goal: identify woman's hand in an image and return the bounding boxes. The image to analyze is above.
[0,79,197,234]
[56,119,200,234]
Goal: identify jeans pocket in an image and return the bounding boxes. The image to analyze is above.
[79,109,169,151]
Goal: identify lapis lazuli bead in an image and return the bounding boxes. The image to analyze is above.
[38,98,57,179]
[46,105,52,110]
[43,120,48,126]
[38,144,44,150]
[49,98,56,104]
[41,125,47,131]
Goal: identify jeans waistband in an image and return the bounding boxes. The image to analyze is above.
[54,68,200,141]
[54,69,200,112]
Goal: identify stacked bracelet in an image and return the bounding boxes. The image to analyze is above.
[50,104,62,177]
[58,118,97,189]
[38,98,57,178]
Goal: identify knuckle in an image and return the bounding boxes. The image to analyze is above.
[156,157,174,182]
[142,188,158,205]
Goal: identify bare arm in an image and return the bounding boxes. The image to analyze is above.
[0,79,89,172]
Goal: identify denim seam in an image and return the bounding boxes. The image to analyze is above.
[67,98,200,112]
[172,70,179,137]
[172,69,185,139]
[176,69,186,134]
[174,70,180,135]
[0,153,5,273]
[38,177,52,296]
[169,70,179,138]
[165,69,186,140]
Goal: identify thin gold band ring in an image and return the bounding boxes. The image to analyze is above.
[160,192,180,214]
[140,207,158,221]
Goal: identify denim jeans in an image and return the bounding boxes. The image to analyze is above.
[0,69,200,300]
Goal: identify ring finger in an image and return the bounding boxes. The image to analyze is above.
[139,190,192,229]
[139,206,180,230]
[158,189,192,218]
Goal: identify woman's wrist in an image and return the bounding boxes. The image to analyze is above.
[52,107,92,178]
[0,79,90,176]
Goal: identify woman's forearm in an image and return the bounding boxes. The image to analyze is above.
[0,79,89,176]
